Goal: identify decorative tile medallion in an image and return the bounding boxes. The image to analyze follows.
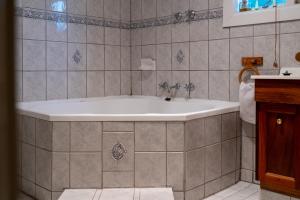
[112,142,127,160]
[72,50,82,64]
[176,50,185,64]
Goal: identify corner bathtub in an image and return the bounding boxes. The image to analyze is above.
[17,96,241,200]
[17,96,239,121]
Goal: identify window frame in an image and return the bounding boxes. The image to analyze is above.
[223,0,300,27]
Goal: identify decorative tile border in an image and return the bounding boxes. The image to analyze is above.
[15,7,131,29]
[15,7,222,30]
[131,9,223,29]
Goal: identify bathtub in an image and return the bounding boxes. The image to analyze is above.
[17,95,239,121]
[17,96,241,200]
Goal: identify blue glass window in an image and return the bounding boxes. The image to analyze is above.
[247,0,257,8]
[51,0,66,12]
[276,0,287,5]
[258,0,273,8]
[238,0,287,12]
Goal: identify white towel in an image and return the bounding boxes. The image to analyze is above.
[239,82,256,124]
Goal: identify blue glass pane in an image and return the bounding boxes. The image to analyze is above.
[51,0,66,12]
[248,0,257,8]
[276,0,287,5]
[258,0,273,8]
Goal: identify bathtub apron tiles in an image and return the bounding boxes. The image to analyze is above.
[17,111,241,200]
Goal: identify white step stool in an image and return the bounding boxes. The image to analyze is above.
[58,188,174,200]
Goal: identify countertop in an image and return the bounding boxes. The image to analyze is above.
[251,75,300,80]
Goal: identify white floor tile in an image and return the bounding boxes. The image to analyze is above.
[93,190,102,200]
[203,195,223,200]
[60,188,173,200]
[139,188,173,200]
[204,182,296,200]
[134,189,140,200]
[245,192,260,200]
[99,188,134,200]
[58,189,97,200]
[214,188,238,198]
[260,189,291,200]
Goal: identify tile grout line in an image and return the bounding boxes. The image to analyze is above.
[21,17,24,102]
[101,121,103,189]
[66,0,69,99]
[45,10,48,101]
[133,122,136,190]
[85,0,88,98]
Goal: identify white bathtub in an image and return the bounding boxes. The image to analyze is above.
[17,96,239,121]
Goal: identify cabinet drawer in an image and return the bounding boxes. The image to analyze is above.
[255,80,300,104]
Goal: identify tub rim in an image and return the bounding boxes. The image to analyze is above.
[16,95,240,122]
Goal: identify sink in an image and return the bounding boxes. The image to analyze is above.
[280,67,300,76]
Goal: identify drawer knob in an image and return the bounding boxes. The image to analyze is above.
[276,118,282,125]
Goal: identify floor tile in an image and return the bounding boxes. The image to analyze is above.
[58,189,97,200]
[99,188,134,200]
[59,188,174,200]
[203,182,295,200]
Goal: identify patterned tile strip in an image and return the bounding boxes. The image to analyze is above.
[15,7,222,29]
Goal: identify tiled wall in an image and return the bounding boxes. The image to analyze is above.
[241,122,257,184]
[14,1,300,196]
[15,0,300,102]
[17,111,240,200]
[15,0,131,102]
[128,1,300,187]
[130,0,300,101]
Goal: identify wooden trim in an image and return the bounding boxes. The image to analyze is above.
[0,0,17,199]
[258,108,267,183]
[241,57,263,67]
[265,173,295,189]
[255,103,259,181]
[295,109,300,189]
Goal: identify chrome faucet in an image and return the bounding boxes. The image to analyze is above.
[170,83,181,90]
[159,81,170,92]
[159,81,181,101]
[184,82,195,98]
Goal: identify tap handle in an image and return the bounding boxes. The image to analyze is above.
[159,81,169,90]
[184,83,195,92]
[174,83,181,89]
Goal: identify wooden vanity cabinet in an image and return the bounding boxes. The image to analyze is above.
[255,79,300,197]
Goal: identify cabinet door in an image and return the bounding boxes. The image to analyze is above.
[258,103,300,195]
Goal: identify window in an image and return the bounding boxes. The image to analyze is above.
[224,0,300,27]
[237,0,287,12]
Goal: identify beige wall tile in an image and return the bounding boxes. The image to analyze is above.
[70,152,102,188]
[135,152,166,187]
[135,122,166,152]
[185,148,205,190]
[167,152,184,191]
[71,122,102,152]
[103,172,134,188]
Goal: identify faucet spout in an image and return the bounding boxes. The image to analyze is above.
[158,82,181,101]
[170,83,181,90]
